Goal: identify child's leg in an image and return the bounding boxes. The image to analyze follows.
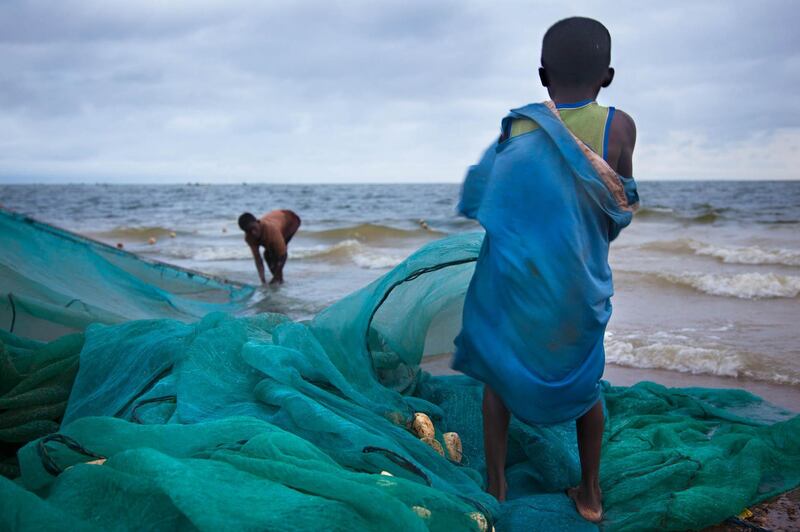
[482,385,510,501]
[568,399,604,522]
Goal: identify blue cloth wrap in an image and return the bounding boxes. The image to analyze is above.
[453,103,636,425]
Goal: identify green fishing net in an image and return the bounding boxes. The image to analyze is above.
[0,209,253,341]
[1,213,799,531]
[0,330,83,478]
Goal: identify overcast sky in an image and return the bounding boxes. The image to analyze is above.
[1,0,798,183]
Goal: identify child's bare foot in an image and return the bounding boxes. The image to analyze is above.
[567,486,603,523]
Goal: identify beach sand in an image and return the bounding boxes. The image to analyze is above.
[703,488,799,531]
[421,354,800,530]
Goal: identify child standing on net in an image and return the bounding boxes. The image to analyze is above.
[453,17,639,523]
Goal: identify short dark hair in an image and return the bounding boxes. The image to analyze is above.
[238,212,257,231]
[541,17,611,87]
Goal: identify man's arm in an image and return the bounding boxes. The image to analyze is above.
[248,241,267,285]
[265,240,287,284]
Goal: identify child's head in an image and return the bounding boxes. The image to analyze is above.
[539,17,613,96]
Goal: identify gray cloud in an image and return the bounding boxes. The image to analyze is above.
[1,0,798,183]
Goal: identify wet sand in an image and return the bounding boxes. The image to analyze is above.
[421,354,800,412]
[703,488,800,531]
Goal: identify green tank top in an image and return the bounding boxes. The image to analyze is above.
[508,100,615,161]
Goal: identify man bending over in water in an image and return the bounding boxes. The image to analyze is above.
[238,210,301,285]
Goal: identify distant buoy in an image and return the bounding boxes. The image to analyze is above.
[148,237,156,245]
[116,242,124,249]
[169,231,176,238]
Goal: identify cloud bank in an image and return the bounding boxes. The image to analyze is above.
[1,0,798,183]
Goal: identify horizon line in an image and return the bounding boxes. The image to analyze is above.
[2,178,799,186]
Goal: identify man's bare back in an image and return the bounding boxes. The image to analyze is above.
[238,210,301,285]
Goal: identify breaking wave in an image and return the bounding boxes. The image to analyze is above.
[304,223,445,243]
[92,226,180,240]
[159,247,250,261]
[604,331,800,385]
[605,332,742,378]
[291,240,404,269]
[635,206,724,224]
[658,271,800,299]
[290,239,363,260]
[694,243,800,266]
[155,239,405,269]
[642,239,800,266]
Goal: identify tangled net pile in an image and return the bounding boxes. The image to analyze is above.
[1,211,798,531]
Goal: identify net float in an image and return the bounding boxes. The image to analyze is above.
[443,432,462,463]
[421,436,444,456]
[412,412,435,439]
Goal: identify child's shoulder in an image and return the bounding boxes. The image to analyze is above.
[609,108,636,148]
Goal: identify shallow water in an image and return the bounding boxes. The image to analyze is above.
[1,181,798,386]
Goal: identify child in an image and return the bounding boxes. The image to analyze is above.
[452,17,639,523]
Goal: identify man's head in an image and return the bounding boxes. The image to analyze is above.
[539,17,613,93]
[238,212,259,238]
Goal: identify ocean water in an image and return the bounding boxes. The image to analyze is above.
[1,182,798,386]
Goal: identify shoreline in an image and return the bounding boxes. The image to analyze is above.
[421,354,800,413]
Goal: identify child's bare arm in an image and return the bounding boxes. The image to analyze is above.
[607,109,637,177]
